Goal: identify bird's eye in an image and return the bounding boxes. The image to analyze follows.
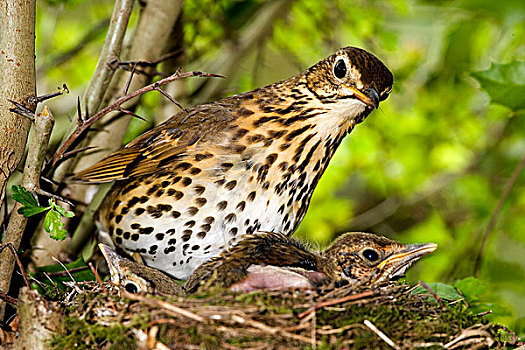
[124,281,141,294]
[333,59,347,79]
[362,249,379,262]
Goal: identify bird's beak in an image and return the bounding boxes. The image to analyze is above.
[342,85,380,109]
[99,243,122,285]
[372,242,437,283]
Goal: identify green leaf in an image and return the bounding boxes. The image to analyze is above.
[471,62,525,111]
[12,185,38,207]
[412,282,464,301]
[454,277,486,302]
[43,209,68,241]
[18,206,49,217]
[12,185,50,217]
[49,199,74,218]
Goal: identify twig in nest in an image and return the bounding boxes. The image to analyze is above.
[297,290,374,319]
[51,70,224,168]
[122,291,205,322]
[0,243,30,288]
[88,262,107,293]
[364,319,401,350]
[418,281,443,306]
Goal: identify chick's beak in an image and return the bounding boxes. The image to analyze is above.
[373,242,437,283]
[99,243,122,285]
[343,85,380,109]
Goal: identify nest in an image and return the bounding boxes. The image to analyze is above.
[6,280,512,350]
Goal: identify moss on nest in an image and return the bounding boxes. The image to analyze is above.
[48,282,517,349]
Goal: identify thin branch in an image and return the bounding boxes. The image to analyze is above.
[51,70,223,168]
[0,243,31,288]
[364,319,401,350]
[297,290,374,319]
[473,149,525,276]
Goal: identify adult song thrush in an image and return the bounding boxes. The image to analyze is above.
[74,47,394,280]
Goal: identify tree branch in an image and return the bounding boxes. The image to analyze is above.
[0,107,54,318]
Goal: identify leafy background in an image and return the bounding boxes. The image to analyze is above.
[33,0,524,336]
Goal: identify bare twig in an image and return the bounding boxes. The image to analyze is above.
[297,290,374,319]
[474,149,525,276]
[51,70,223,167]
[123,291,205,322]
[0,243,30,288]
[0,293,17,306]
[88,262,107,293]
[418,281,443,306]
[364,319,401,350]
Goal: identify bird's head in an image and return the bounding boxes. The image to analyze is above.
[321,232,436,286]
[303,46,393,123]
[99,243,183,295]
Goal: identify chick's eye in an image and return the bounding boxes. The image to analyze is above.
[124,281,140,294]
[362,249,379,262]
[333,59,347,79]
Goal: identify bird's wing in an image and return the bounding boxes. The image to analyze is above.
[71,103,237,183]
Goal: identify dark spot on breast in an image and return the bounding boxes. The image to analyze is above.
[247,191,256,202]
[131,234,139,241]
[194,153,213,161]
[194,185,206,195]
[220,162,233,171]
[268,130,286,139]
[123,231,130,239]
[127,197,140,208]
[279,142,291,151]
[262,181,270,190]
[182,230,192,242]
[168,238,177,245]
[139,227,154,235]
[116,228,123,236]
[190,167,202,175]
[196,232,206,239]
[116,237,122,244]
[155,233,165,240]
[225,213,237,223]
[216,201,227,211]
[247,134,265,144]
[204,216,215,224]
[185,220,196,228]
[155,189,165,197]
[172,176,181,184]
[192,245,200,251]
[139,196,149,204]
[225,180,237,190]
[236,201,246,212]
[235,145,246,154]
[195,197,207,207]
[115,215,123,224]
[238,107,254,116]
[200,224,211,232]
[187,207,199,216]
[112,200,121,210]
[135,208,145,216]
[229,227,238,236]
[147,185,160,196]
[265,153,278,165]
[182,177,192,186]
[174,162,192,171]
[120,207,129,215]
[215,178,226,186]
[161,181,170,188]
[171,211,181,218]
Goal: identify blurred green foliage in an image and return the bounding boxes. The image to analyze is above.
[36,0,524,335]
